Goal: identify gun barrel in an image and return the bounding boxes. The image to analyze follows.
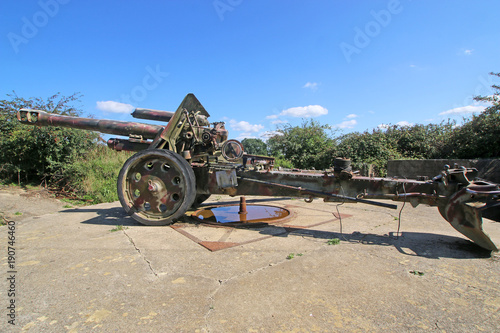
[131,108,175,122]
[17,109,163,140]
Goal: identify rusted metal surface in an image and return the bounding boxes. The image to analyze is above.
[16,94,500,251]
[17,109,163,139]
[131,108,175,122]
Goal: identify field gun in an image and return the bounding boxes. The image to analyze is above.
[17,94,500,252]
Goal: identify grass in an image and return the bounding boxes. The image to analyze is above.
[0,181,40,191]
[60,197,90,206]
[14,212,22,216]
[64,146,133,204]
[286,253,303,260]
[110,225,128,232]
[409,270,425,276]
[327,238,340,245]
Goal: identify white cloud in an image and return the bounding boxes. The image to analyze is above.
[271,119,288,125]
[378,124,389,130]
[439,105,485,116]
[261,131,283,139]
[96,101,134,114]
[303,82,319,90]
[229,120,264,133]
[346,113,358,119]
[280,105,328,118]
[235,133,257,140]
[464,49,473,55]
[378,121,413,128]
[335,119,357,129]
[396,121,413,127]
[266,114,279,119]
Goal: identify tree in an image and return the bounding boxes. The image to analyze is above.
[267,120,336,170]
[0,93,100,183]
[241,138,267,155]
[335,129,401,176]
[385,122,455,159]
[443,72,500,158]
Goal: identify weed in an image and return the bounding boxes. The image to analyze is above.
[63,146,133,204]
[409,270,424,276]
[60,198,89,206]
[327,238,340,245]
[110,225,128,232]
[14,212,22,216]
[297,253,303,256]
[286,253,295,260]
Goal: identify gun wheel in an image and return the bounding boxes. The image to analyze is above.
[117,149,196,226]
[191,194,211,208]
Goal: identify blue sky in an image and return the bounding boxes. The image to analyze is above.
[2,0,499,140]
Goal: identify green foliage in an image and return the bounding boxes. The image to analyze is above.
[327,238,340,245]
[386,122,455,159]
[445,109,500,158]
[62,145,133,203]
[0,93,100,183]
[110,225,128,232]
[241,138,268,155]
[444,72,500,159]
[335,130,401,176]
[274,157,294,169]
[268,120,336,170]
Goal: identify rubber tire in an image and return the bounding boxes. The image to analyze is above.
[117,149,196,226]
[191,194,211,209]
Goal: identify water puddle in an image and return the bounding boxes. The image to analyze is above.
[192,205,290,224]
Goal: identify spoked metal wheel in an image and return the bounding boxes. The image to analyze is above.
[117,149,196,226]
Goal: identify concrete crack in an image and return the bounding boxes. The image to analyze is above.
[123,229,158,278]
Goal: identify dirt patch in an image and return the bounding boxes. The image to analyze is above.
[0,187,67,221]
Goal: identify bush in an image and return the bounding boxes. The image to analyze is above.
[62,145,133,203]
[267,120,336,170]
[0,93,100,184]
[335,130,401,176]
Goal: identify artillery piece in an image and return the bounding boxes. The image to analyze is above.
[17,94,500,251]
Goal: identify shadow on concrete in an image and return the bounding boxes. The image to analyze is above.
[64,206,492,259]
[62,207,139,227]
[201,197,294,207]
[257,225,492,260]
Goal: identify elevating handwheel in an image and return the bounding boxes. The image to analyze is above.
[117,149,196,226]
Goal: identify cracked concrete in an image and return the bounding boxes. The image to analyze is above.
[1,195,499,332]
[123,229,159,278]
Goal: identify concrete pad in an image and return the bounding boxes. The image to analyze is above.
[1,196,499,332]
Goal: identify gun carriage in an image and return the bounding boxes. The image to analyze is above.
[17,94,500,251]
